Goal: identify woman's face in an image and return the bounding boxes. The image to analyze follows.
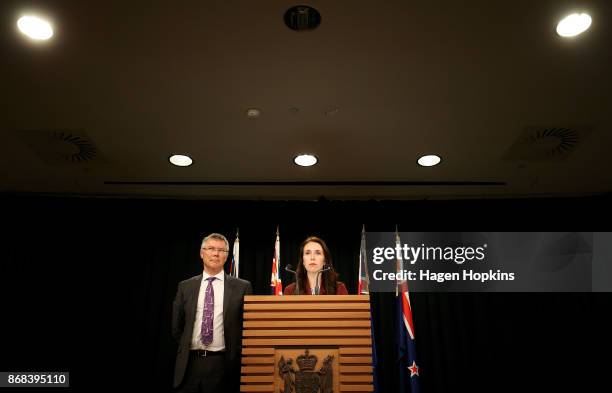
[302,241,325,273]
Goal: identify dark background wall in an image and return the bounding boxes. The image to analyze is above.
[1,194,610,392]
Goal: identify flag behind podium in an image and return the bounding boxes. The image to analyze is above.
[396,231,421,393]
[358,227,379,393]
[230,230,239,278]
[358,225,369,295]
[270,228,282,295]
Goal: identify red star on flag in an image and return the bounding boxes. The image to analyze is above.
[408,361,419,377]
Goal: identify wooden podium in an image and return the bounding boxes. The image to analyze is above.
[240,295,373,393]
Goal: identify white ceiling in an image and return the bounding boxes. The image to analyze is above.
[1,0,611,200]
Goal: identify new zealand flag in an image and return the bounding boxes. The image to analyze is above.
[396,231,421,393]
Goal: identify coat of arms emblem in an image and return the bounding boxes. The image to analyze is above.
[278,350,334,393]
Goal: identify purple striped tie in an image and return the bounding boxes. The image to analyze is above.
[201,277,216,346]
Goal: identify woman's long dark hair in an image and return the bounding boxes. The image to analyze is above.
[295,236,339,295]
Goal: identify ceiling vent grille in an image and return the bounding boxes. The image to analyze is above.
[17,129,105,165]
[503,126,591,162]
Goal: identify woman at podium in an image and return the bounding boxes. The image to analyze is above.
[284,236,349,295]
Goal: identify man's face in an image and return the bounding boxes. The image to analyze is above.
[200,238,228,275]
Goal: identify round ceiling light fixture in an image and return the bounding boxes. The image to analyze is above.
[246,108,261,118]
[556,13,592,37]
[17,15,54,40]
[169,154,193,167]
[294,154,318,167]
[417,154,441,167]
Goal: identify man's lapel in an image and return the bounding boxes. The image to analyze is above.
[189,275,203,320]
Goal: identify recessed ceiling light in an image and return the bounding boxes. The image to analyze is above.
[246,108,261,118]
[417,154,441,167]
[556,13,592,37]
[294,154,318,167]
[324,106,340,116]
[169,154,193,167]
[17,15,54,40]
[284,5,322,31]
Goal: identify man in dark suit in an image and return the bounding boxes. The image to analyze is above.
[172,233,252,393]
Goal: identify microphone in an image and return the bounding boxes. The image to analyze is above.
[285,264,300,295]
[313,266,331,295]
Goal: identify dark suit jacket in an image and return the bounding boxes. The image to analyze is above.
[172,273,252,389]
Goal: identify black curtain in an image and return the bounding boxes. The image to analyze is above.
[1,194,610,392]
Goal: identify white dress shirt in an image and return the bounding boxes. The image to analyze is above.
[190,270,225,351]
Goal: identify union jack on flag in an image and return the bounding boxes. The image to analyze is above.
[396,230,421,393]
